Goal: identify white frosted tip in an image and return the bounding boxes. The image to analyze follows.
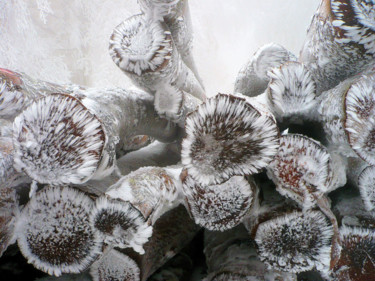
[109,14,173,76]
[253,43,297,80]
[345,74,375,165]
[15,186,102,276]
[90,249,140,281]
[90,196,153,255]
[154,84,183,119]
[182,93,280,185]
[267,61,317,117]
[182,174,255,231]
[255,210,333,273]
[358,165,375,211]
[13,93,105,185]
[266,134,332,207]
[332,225,375,280]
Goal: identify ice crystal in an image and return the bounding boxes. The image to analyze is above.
[255,210,333,273]
[345,74,375,165]
[90,249,140,281]
[182,175,255,231]
[182,93,279,185]
[90,196,153,255]
[13,94,105,185]
[15,186,102,276]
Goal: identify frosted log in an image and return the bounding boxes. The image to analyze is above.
[318,72,375,163]
[181,171,256,231]
[234,43,296,97]
[109,14,205,101]
[15,186,102,276]
[138,0,204,88]
[13,88,178,185]
[266,134,345,209]
[255,210,333,274]
[90,205,199,281]
[181,93,279,186]
[299,0,375,94]
[90,166,182,254]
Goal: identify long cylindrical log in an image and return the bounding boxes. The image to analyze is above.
[109,14,205,101]
[299,0,375,94]
[138,0,205,89]
[12,88,179,185]
[90,205,200,281]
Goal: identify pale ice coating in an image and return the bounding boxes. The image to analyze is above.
[90,249,140,281]
[182,94,279,185]
[12,94,105,185]
[15,186,102,277]
[90,196,153,255]
[109,14,173,76]
[267,61,317,118]
[267,134,332,208]
[182,175,254,231]
[345,74,375,165]
[255,210,333,273]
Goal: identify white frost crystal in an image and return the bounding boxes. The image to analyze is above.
[182,174,255,231]
[15,186,102,276]
[182,93,279,185]
[13,94,105,185]
[255,210,333,273]
[90,249,140,281]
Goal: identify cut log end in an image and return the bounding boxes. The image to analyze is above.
[16,186,102,277]
[13,93,105,185]
[182,93,279,185]
[109,14,173,76]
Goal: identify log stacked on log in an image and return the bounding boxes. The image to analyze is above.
[1,0,375,280]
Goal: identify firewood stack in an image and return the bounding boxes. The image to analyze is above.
[1,0,375,280]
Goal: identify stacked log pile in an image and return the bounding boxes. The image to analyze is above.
[1,0,375,280]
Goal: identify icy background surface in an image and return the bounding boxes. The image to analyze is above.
[0,0,318,96]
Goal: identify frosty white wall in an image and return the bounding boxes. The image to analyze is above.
[0,0,318,96]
